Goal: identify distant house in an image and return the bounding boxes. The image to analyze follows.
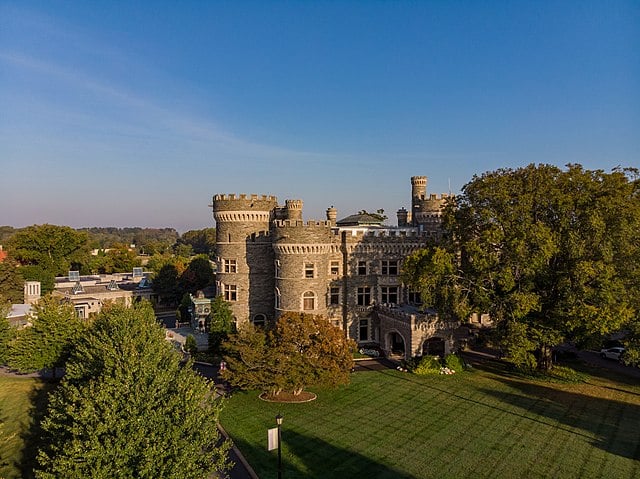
[51,271,155,319]
[0,245,7,263]
[5,281,40,328]
[7,303,33,329]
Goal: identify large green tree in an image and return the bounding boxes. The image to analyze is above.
[7,224,91,276]
[402,164,640,370]
[222,312,355,396]
[8,296,85,376]
[0,257,25,303]
[0,301,14,364]
[35,302,230,479]
[178,255,214,295]
[18,264,56,294]
[177,228,216,256]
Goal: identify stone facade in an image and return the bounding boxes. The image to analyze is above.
[211,177,458,359]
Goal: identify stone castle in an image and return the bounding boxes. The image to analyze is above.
[211,176,470,359]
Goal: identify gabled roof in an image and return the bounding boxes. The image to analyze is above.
[336,213,385,227]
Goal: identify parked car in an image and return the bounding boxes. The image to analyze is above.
[600,346,625,361]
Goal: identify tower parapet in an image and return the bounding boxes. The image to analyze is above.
[285,199,303,221]
[397,207,409,227]
[326,206,337,226]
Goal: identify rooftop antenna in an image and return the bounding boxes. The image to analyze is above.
[448,178,451,195]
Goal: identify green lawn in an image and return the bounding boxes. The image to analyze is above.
[219,362,640,479]
[0,375,51,479]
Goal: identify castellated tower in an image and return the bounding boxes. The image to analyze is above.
[411,175,428,224]
[396,207,409,227]
[272,219,341,322]
[211,193,278,324]
[285,199,303,221]
[410,176,448,236]
[326,206,337,226]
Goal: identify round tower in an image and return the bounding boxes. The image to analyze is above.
[326,206,337,226]
[396,207,409,227]
[411,176,428,226]
[285,199,303,221]
[211,193,278,325]
[273,220,339,321]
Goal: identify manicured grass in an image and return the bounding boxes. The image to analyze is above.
[219,362,640,479]
[0,375,49,479]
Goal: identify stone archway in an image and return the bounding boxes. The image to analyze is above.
[385,330,406,359]
[422,337,445,357]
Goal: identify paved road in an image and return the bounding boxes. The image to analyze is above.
[575,349,640,379]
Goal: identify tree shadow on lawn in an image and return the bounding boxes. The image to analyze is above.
[563,359,640,398]
[13,379,57,479]
[232,429,414,479]
[479,376,640,461]
[371,363,639,461]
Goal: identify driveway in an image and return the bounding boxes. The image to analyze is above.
[575,349,640,380]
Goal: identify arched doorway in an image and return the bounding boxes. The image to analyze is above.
[386,331,406,358]
[423,337,445,357]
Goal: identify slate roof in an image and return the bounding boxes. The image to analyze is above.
[336,213,385,227]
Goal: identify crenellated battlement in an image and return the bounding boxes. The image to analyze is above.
[213,193,278,202]
[285,199,303,210]
[273,220,333,228]
[211,193,279,218]
[340,228,431,239]
[411,176,427,186]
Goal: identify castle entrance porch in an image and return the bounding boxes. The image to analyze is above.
[385,331,406,359]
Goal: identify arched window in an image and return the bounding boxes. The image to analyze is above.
[275,288,281,309]
[253,314,266,327]
[303,291,315,311]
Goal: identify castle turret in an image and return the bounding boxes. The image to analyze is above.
[411,176,427,226]
[397,207,409,227]
[211,193,279,324]
[326,206,337,226]
[285,199,303,221]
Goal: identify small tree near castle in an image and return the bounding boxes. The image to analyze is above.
[221,312,356,399]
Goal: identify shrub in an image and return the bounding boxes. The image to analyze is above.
[444,353,464,372]
[413,355,442,375]
[184,334,198,355]
[543,365,589,383]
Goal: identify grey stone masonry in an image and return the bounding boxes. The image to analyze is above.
[211,177,461,360]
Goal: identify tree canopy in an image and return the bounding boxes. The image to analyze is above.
[222,312,355,396]
[35,302,230,479]
[0,302,14,365]
[177,228,216,256]
[7,224,91,276]
[402,164,640,369]
[0,257,25,303]
[7,296,85,375]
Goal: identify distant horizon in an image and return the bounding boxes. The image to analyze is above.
[2,160,636,234]
[2,2,637,232]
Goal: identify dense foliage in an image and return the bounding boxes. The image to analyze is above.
[79,227,179,254]
[222,312,356,396]
[8,297,85,376]
[7,225,90,277]
[208,296,235,356]
[402,164,640,370]
[0,303,13,364]
[176,228,216,256]
[0,258,25,303]
[35,302,230,479]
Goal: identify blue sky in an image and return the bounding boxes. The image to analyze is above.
[1,1,638,232]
